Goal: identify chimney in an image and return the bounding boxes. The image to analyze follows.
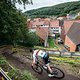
[67,14,70,20]
[59,20,64,27]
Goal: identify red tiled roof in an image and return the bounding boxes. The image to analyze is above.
[28,18,60,29]
[50,20,59,27]
[44,18,51,21]
[64,20,80,34]
[33,21,44,26]
[44,20,50,25]
[36,27,48,41]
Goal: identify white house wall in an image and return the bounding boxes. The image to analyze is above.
[49,27,61,34]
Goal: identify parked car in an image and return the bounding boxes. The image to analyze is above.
[57,37,63,44]
[64,45,70,51]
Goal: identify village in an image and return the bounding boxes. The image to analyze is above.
[0,0,80,80]
[27,12,80,53]
[0,12,80,80]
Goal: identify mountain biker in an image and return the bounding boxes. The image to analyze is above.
[31,49,54,77]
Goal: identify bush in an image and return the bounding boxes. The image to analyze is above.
[8,70,37,80]
[0,56,37,80]
[16,32,40,47]
[75,16,80,19]
[0,56,6,65]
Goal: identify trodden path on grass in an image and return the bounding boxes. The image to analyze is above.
[2,52,80,80]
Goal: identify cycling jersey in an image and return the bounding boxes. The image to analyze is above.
[33,50,46,62]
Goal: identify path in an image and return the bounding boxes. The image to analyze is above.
[2,52,80,80]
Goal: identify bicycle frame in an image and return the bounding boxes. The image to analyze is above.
[36,61,50,73]
[32,60,65,79]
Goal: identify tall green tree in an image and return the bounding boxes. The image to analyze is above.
[0,0,31,46]
[4,0,33,8]
[0,0,39,47]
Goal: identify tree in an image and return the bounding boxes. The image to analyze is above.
[3,0,33,5]
[27,32,40,47]
[17,32,40,47]
[75,16,80,20]
[25,1,80,18]
[0,0,39,47]
[0,0,32,46]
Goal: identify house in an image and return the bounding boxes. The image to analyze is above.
[27,19,36,32]
[27,18,61,46]
[49,20,61,37]
[36,27,49,47]
[27,18,50,32]
[61,20,80,42]
[65,22,80,52]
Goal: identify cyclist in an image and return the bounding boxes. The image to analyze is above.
[31,49,54,77]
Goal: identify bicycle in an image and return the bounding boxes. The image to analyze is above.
[31,60,65,79]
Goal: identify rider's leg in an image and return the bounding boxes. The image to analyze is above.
[43,58,54,77]
[43,54,53,74]
[46,63,53,73]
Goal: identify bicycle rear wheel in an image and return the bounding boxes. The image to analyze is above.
[50,66,65,79]
[31,64,43,74]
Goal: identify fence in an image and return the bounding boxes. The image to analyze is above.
[0,67,12,80]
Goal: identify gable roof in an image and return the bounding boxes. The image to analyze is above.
[50,20,59,27]
[63,20,80,34]
[67,22,80,45]
[44,20,50,25]
[36,27,48,41]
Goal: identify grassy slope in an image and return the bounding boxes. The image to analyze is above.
[0,56,37,80]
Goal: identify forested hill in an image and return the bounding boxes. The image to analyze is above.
[25,1,80,18]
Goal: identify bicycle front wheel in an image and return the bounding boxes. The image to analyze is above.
[50,66,65,79]
[31,64,43,74]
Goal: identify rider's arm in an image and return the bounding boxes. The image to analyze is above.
[32,52,36,66]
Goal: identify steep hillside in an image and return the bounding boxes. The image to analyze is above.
[25,1,80,18]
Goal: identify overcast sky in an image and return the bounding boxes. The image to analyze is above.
[16,0,79,12]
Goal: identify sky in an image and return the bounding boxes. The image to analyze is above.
[15,0,79,12]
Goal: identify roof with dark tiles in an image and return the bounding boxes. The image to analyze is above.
[67,22,80,45]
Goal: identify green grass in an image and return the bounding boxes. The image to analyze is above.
[34,38,58,50]
[8,69,38,80]
[50,55,80,65]
[34,46,58,50]
[0,56,6,65]
[48,38,58,48]
[0,56,37,80]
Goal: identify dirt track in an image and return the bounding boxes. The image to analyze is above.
[2,52,80,80]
